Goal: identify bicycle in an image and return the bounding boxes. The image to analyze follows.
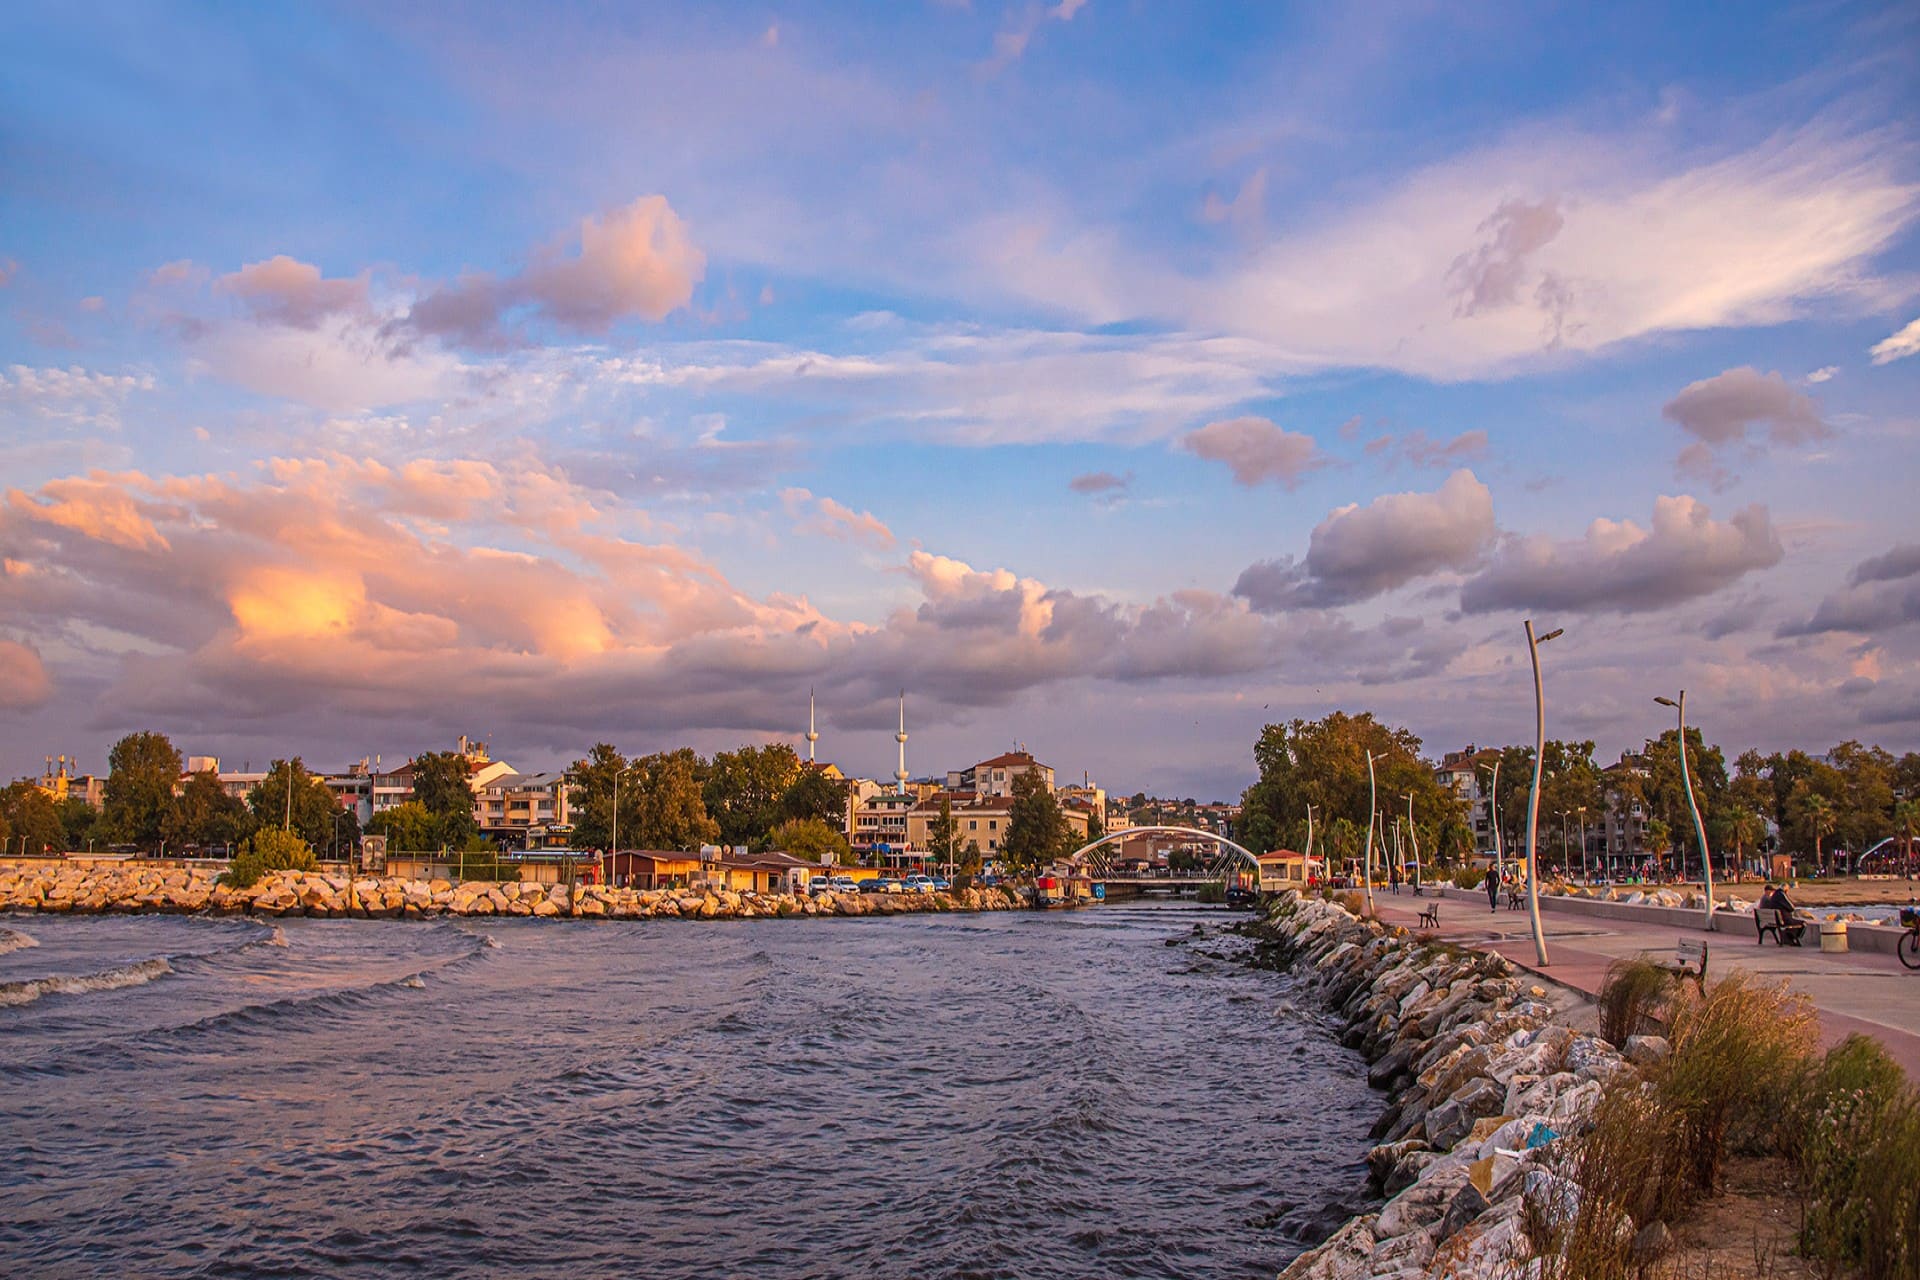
[1901,907,1920,971]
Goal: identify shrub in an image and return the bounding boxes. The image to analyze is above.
[222,827,316,888]
[1452,866,1486,889]
[1535,1083,1690,1278]
[1334,890,1366,917]
[1595,957,1675,1048]
[1659,972,1817,1193]
[1794,1036,1920,1279]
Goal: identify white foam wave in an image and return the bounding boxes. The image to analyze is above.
[0,926,40,956]
[0,957,173,1008]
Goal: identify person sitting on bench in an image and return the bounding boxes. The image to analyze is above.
[1757,883,1807,946]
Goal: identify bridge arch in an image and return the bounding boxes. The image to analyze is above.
[1066,825,1266,887]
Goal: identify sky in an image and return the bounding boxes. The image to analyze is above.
[2,1,1918,800]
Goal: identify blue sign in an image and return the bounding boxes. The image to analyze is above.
[874,843,891,854]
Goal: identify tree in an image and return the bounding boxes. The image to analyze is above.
[1239,711,1465,860]
[926,797,961,868]
[54,796,101,850]
[1794,790,1838,875]
[632,748,719,850]
[246,759,340,850]
[1002,771,1069,874]
[103,730,183,850]
[704,743,803,849]
[780,768,850,831]
[566,743,640,851]
[768,817,851,866]
[412,751,477,847]
[366,801,439,852]
[0,782,66,854]
[1894,799,1920,875]
[1083,809,1106,845]
[1644,728,1728,873]
[223,827,316,889]
[166,769,253,851]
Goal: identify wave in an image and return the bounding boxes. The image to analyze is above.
[0,957,172,1008]
[0,925,39,955]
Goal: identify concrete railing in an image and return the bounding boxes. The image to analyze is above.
[1421,883,1909,958]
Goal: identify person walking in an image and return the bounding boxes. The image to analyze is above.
[1485,862,1501,913]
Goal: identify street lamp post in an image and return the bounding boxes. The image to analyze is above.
[1405,792,1422,893]
[1655,692,1715,928]
[609,760,640,890]
[1363,750,1378,917]
[1304,804,1317,886]
[1481,759,1502,884]
[1577,806,1589,883]
[1523,619,1562,965]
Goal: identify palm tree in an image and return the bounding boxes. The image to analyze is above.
[1895,798,1920,879]
[1803,794,1838,876]
[1728,807,1765,879]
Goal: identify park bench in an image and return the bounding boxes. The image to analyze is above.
[1658,938,1709,990]
[1417,902,1440,929]
[1755,908,1806,947]
[1506,886,1526,910]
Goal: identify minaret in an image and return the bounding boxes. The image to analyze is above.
[894,690,909,794]
[806,688,820,763]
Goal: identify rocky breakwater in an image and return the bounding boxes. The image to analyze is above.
[1252,893,1656,1280]
[0,863,1026,921]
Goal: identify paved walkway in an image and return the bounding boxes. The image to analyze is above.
[1363,889,1920,1077]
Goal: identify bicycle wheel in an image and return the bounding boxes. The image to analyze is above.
[1900,930,1920,971]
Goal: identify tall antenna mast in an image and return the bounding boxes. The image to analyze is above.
[894,690,909,794]
[806,687,820,762]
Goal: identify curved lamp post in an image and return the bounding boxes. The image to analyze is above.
[1523,620,1561,965]
[1655,692,1715,928]
[1363,750,1378,918]
[1481,759,1502,884]
[1304,803,1317,886]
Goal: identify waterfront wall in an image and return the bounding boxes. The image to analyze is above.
[1427,883,1911,957]
[1251,893,1649,1280]
[0,863,1025,921]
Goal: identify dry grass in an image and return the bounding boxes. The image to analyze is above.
[1596,957,1676,1048]
[1792,1036,1920,1280]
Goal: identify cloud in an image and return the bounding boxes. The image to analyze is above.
[0,639,51,710]
[1182,416,1323,488]
[982,0,1088,73]
[780,487,896,549]
[1804,366,1837,384]
[1446,197,1568,334]
[216,256,370,329]
[399,195,705,346]
[0,259,16,287]
[1870,316,1920,365]
[1460,494,1783,614]
[1777,542,1920,637]
[1201,167,1268,234]
[1234,469,1496,610]
[1068,470,1129,495]
[0,365,155,429]
[1369,428,1489,469]
[1661,366,1827,447]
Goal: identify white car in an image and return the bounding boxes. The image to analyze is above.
[901,874,938,894]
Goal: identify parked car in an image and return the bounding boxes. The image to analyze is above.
[902,874,937,894]
[930,877,951,891]
[859,877,892,894]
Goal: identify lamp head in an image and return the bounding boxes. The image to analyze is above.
[1539,627,1565,643]
[1654,696,1678,708]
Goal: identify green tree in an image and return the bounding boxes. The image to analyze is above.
[705,743,803,849]
[1824,740,1895,854]
[1239,711,1464,859]
[366,800,439,852]
[0,782,66,854]
[926,797,961,868]
[103,730,183,850]
[632,748,719,850]
[1002,771,1069,874]
[768,817,851,865]
[166,769,253,851]
[1894,798,1920,872]
[53,796,101,850]
[780,768,850,830]
[566,743,639,850]
[1793,790,1839,875]
[411,751,477,847]
[223,826,316,888]
[246,759,339,849]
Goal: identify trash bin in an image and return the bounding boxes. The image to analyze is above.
[1818,920,1849,954]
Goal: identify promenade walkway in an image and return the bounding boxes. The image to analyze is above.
[1363,889,1920,1077]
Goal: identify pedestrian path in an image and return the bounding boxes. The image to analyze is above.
[1363,890,1920,1078]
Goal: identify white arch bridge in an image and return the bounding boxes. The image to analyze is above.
[1065,826,1266,890]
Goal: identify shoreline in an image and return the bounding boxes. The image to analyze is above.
[0,863,1025,921]
[1242,892,1640,1280]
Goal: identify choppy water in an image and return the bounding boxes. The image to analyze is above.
[0,904,1377,1279]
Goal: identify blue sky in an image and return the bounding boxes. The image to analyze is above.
[2,0,1918,797]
